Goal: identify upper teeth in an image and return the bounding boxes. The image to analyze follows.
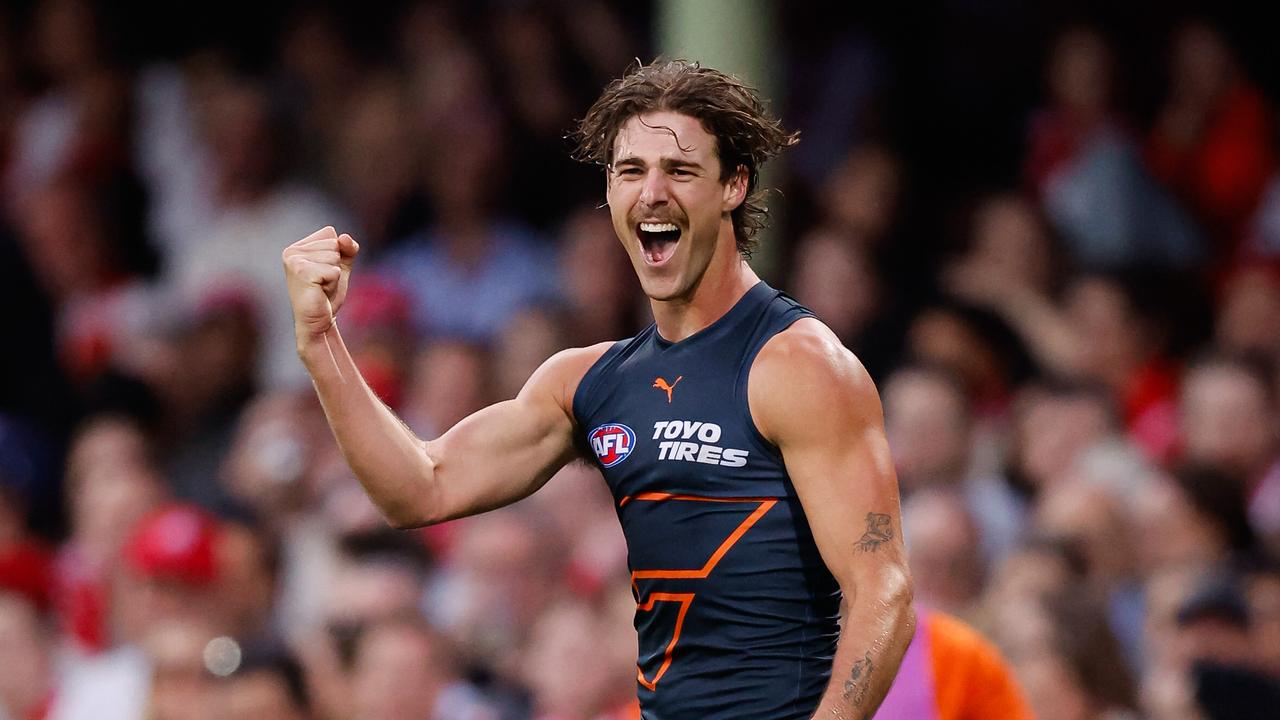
[640,222,679,233]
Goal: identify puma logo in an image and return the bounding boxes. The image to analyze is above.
[653,376,683,403]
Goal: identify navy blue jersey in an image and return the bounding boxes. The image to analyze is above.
[573,281,841,719]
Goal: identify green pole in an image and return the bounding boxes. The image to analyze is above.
[656,0,785,277]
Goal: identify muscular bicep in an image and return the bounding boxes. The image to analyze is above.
[418,344,607,524]
[750,320,907,591]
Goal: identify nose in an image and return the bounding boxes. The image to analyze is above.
[638,168,670,209]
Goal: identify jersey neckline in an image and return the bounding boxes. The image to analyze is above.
[651,280,772,350]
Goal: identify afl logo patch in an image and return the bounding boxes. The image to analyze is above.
[589,423,636,468]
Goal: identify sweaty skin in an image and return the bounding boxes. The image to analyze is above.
[283,109,913,720]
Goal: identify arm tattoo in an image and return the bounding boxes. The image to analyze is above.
[840,651,874,709]
[854,512,893,553]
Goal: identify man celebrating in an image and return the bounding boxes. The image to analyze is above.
[283,60,914,719]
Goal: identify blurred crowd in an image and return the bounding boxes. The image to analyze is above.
[2,1,1280,719]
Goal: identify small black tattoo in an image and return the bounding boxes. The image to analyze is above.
[840,651,874,707]
[855,513,893,552]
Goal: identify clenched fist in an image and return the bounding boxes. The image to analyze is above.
[282,226,359,347]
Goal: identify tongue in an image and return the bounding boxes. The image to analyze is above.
[644,237,676,263]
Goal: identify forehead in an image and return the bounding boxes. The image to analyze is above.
[612,111,716,163]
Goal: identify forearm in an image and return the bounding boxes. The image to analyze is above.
[299,325,438,528]
[813,567,915,720]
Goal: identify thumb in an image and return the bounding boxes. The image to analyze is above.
[337,233,360,265]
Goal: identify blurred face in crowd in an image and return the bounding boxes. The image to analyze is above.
[790,230,879,342]
[403,340,489,437]
[495,307,565,400]
[1247,570,1280,676]
[1132,475,1229,575]
[1180,362,1277,479]
[970,194,1054,295]
[560,207,636,342]
[216,521,277,638]
[20,178,108,301]
[1035,479,1132,585]
[1216,267,1280,358]
[221,669,308,720]
[1064,277,1147,387]
[223,392,314,516]
[906,309,1005,401]
[522,600,632,717]
[67,418,166,563]
[0,594,51,719]
[822,144,902,243]
[606,111,747,303]
[884,368,971,489]
[145,622,218,720]
[351,623,449,720]
[1014,386,1116,490]
[1049,27,1113,118]
[901,490,983,613]
[1170,21,1233,105]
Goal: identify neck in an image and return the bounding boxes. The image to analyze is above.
[650,231,759,342]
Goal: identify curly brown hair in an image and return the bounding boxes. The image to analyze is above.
[572,59,799,257]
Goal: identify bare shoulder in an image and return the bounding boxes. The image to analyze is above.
[748,318,882,446]
[521,341,615,411]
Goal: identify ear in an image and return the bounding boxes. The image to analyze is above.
[722,164,749,213]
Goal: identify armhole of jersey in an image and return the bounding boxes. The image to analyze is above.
[737,307,815,465]
[570,337,631,435]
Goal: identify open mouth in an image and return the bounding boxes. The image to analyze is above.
[637,221,681,265]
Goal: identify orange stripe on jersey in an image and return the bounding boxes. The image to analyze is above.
[635,592,695,690]
[623,493,778,690]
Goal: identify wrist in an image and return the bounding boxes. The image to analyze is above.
[296,322,336,361]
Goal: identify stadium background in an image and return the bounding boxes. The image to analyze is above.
[2,1,1280,718]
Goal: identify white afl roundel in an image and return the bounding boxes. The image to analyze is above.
[589,423,636,468]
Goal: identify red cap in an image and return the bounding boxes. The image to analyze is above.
[122,504,220,586]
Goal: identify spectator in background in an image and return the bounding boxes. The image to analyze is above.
[1034,476,1146,666]
[0,591,55,720]
[520,598,639,720]
[1178,354,1280,548]
[424,510,565,691]
[885,365,1027,562]
[1026,25,1202,269]
[167,70,346,390]
[350,614,499,720]
[789,228,895,378]
[55,414,167,653]
[379,35,558,343]
[141,620,220,720]
[494,306,569,402]
[1147,20,1275,252]
[4,0,132,216]
[401,339,492,440]
[326,73,422,256]
[0,484,54,610]
[15,173,153,386]
[901,489,986,618]
[953,269,1185,463]
[52,504,225,720]
[875,608,1035,720]
[218,648,311,720]
[162,290,261,507]
[557,206,639,346]
[1214,264,1280,362]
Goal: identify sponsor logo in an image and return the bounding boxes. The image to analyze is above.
[651,420,749,467]
[652,376,683,403]
[590,423,636,468]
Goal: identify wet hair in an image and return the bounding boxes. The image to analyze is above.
[573,58,799,257]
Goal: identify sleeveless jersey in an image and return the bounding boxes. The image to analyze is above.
[573,281,841,719]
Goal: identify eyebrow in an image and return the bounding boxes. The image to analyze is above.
[612,156,706,172]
